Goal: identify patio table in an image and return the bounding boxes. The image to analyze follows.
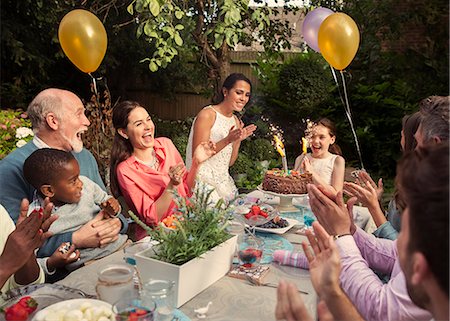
[57,232,317,321]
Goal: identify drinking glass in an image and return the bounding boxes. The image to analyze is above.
[96,263,135,304]
[237,234,264,270]
[113,296,156,321]
[142,279,176,321]
[303,208,316,227]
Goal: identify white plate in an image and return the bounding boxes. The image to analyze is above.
[253,217,299,234]
[32,298,112,321]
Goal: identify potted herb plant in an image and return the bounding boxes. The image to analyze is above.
[130,188,238,307]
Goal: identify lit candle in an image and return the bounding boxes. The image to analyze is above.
[301,137,308,155]
[274,135,288,173]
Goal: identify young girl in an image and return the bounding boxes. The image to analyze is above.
[293,118,345,194]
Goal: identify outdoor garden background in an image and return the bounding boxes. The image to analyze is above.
[1,0,448,203]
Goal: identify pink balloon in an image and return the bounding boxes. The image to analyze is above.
[302,7,334,52]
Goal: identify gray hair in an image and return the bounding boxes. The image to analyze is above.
[27,89,65,132]
[419,96,450,144]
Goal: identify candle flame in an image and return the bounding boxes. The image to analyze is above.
[302,137,308,154]
[273,135,285,157]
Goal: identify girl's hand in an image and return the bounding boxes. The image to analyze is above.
[193,141,216,164]
[301,157,313,174]
[168,163,186,186]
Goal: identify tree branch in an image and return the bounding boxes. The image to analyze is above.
[192,0,219,68]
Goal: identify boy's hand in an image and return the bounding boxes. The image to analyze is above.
[47,242,80,270]
[100,197,120,218]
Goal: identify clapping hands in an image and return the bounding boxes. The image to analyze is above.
[100,197,121,218]
[226,121,257,144]
[192,141,216,165]
[168,163,186,186]
[1,198,57,275]
[302,222,341,298]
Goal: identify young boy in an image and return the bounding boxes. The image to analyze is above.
[23,148,128,272]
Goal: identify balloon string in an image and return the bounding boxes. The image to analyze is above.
[89,73,98,96]
[339,70,364,170]
[330,66,364,170]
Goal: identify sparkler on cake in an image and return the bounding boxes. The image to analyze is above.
[301,137,308,155]
[273,134,288,173]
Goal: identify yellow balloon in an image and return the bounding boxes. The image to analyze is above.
[58,9,107,73]
[318,13,360,70]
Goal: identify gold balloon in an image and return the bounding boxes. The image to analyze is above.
[58,9,107,73]
[318,13,360,70]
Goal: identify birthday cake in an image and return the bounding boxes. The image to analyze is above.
[262,169,312,195]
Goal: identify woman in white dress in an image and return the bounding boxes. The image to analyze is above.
[186,73,257,203]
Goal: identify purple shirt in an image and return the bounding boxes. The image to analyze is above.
[336,227,432,321]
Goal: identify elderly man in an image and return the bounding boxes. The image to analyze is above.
[0,88,127,254]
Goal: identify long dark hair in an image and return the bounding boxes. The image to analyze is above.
[110,101,142,197]
[212,73,252,104]
[401,112,422,152]
[315,118,342,156]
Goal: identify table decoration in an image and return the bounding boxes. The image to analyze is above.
[130,187,237,307]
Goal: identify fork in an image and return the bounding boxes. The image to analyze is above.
[245,275,308,294]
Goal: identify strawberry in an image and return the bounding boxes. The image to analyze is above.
[259,210,268,218]
[251,205,261,215]
[4,304,29,321]
[17,296,38,314]
[244,212,254,220]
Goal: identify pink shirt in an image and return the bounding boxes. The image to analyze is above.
[117,137,190,240]
[336,227,431,321]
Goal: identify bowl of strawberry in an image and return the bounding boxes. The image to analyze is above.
[235,204,278,226]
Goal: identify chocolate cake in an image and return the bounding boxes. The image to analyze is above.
[262,169,312,195]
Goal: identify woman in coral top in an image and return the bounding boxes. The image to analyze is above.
[110,101,215,240]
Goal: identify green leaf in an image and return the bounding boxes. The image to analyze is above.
[127,3,134,15]
[175,24,184,30]
[149,61,158,72]
[143,22,153,36]
[149,0,160,16]
[174,33,183,46]
[175,10,184,19]
[214,33,224,49]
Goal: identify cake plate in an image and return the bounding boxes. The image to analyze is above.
[257,186,305,212]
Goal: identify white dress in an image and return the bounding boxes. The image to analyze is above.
[305,153,338,186]
[186,106,238,204]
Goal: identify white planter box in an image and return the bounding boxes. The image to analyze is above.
[135,235,237,307]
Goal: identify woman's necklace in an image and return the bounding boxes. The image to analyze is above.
[135,148,159,169]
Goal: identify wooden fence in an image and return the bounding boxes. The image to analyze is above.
[124,51,298,120]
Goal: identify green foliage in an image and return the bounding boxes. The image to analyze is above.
[128,188,233,265]
[230,138,280,191]
[129,0,299,92]
[0,109,33,159]
[276,53,333,117]
[1,0,78,107]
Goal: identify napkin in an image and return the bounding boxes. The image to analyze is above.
[272,250,309,270]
